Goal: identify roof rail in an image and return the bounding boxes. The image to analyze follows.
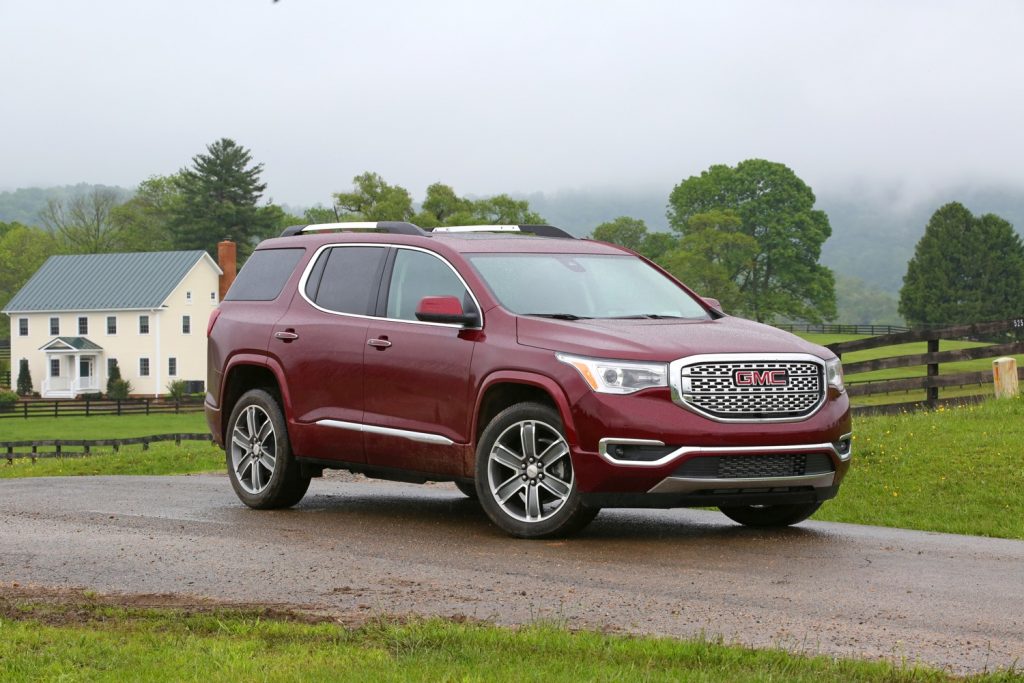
[280,221,428,237]
[432,224,576,239]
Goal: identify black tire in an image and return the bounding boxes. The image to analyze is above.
[718,502,822,528]
[475,402,599,539]
[453,480,479,499]
[225,388,310,509]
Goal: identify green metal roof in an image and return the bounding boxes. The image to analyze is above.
[41,337,104,351]
[2,251,216,313]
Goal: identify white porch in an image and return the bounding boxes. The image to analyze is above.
[39,337,104,398]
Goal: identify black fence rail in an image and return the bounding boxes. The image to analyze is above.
[776,323,912,336]
[0,397,205,419]
[827,317,1024,414]
[2,433,214,460]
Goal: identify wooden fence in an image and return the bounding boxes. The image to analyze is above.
[1,433,213,460]
[777,322,912,336]
[0,397,205,419]
[827,317,1024,415]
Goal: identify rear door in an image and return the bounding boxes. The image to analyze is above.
[362,246,480,476]
[271,244,387,463]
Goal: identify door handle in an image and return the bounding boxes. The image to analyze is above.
[274,330,299,342]
[367,338,392,349]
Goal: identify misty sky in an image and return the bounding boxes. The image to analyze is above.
[3,1,1023,206]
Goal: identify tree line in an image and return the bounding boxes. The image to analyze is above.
[3,138,1022,338]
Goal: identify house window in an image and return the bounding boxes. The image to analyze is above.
[106,316,117,335]
[182,315,191,334]
[50,317,60,335]
[18,318,28,336]
[78,316,88,335]
[210,291,217,302]
[50,359,60,377]
[139,315,149,334]
[107,358,117,376]
[139,358,150,377]
[186,291,192,303]
[168,357,177,377]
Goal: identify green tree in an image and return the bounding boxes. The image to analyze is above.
[836,275,903,326]
[470,194,545,225]
[172,138,278,259]
[592,216,649,251]
[899,202,1024,325]
[0,223,60,339]
[667,159,836,323]
[637,232,678,261]
[108,175,182,252]
[660,210,759,313]
[38,187,130,253]
[419,183,473,226]
[331,172,414,222]
[16,358,32,396]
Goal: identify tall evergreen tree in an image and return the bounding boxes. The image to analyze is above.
[899,202,1024,325]
[16,358,32,396]
[172,138,276,259]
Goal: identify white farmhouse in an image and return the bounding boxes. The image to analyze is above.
[2,247,233,398]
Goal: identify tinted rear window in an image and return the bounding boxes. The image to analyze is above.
[225,248,304,301]
[310,246,387,315]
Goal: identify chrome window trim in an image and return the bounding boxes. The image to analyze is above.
[296,243,484,330]
[668,352,828,423]
[316,419,455,446]
[598,437,844,468]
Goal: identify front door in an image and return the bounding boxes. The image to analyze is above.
[363,247,479,477]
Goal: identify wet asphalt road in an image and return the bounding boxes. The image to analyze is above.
[0,473,1021,674]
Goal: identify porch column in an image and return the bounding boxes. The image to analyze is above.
[72,353,79,395]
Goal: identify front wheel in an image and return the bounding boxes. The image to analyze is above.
[226,388,310,509]
[718,502,821,528]
[475,402,598,538]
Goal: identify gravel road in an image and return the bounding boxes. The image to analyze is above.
[0,473,1021,674]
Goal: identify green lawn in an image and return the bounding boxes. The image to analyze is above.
[1,601,1014,682]
[0,411,208,441]
[0,412,222,479]
[816,396,1024,538]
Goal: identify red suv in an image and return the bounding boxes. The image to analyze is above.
[206,222,851,538]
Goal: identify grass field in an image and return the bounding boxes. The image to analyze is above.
[0,411,208,441]
[1,600,1016,682]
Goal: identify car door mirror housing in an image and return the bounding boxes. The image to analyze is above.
[415,296,480,326]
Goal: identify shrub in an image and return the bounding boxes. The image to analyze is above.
[107,378,132,400]
[0,390,17,412]
[16,359,32,397]
[166,379,187,402]
[106,359,122,397]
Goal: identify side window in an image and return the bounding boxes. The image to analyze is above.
[310,246,386,315]
[386,249,473,321]
[225,248,304,301]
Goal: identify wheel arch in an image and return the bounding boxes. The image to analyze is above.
[219,355,291,445]
[473,372,578,450]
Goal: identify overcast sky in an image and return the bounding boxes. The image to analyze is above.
[3,1,1023,206]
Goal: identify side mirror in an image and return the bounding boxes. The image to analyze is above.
[415,295,480,327]
[702,297,723,313]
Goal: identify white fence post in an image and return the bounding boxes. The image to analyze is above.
[992,357,1019,399]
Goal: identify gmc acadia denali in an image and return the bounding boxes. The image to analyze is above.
[206,222,851,538]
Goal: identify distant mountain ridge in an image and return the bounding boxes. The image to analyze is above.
[0,183,134,226]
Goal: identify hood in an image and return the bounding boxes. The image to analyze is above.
[516,315,834,361]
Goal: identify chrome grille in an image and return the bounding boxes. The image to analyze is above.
[678,359,824,420]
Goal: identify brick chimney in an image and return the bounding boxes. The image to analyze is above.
[217,240,237,300]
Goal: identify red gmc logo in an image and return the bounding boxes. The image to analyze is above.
[734,369,789,386]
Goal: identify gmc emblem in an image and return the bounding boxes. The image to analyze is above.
[734,369,789,387]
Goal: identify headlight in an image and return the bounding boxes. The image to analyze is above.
[825,357,845,393]
[556,353,668,394]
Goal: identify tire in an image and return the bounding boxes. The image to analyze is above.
[475,402,598,539]
[718,501,821,528]
[454,480,479,499]
[225,388,310,509]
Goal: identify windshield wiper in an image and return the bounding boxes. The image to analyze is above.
[608,314,682,319]
[523,313,590,320]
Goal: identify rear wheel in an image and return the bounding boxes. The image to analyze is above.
[718,502,821,528]
[226,388,310,509]
[476,402,598,538]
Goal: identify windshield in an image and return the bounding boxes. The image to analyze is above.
[467,253,710,319]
